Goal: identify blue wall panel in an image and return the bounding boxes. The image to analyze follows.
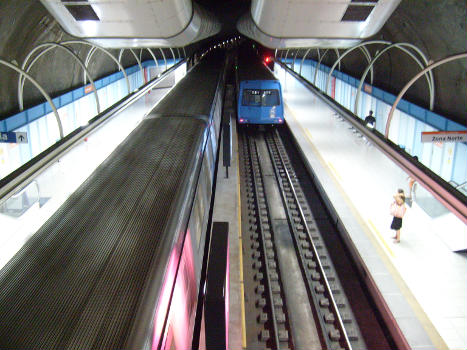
[409,103,425,120]
[372,87,384,100]
[5,111,27,131]
[452,143,467,184]
[398,99,409,114]
[382,92,396,105]
[427,111,447,130]
[447,120,466,131]
[73,88,84,100]
[29,104,46,121]
[60,91,73,106]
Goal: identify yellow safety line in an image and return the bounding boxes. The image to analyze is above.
[284,103,448,350]
[327,161,343,183]
[368,219,395,258]
[237,141,247,349]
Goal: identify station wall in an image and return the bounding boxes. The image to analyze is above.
[0,59,178,179]
[285,58,466,193]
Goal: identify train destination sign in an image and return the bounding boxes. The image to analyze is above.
[421,131,467,143]
[0,131,28,144]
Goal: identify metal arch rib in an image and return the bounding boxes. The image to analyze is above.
[292,48,301,71]
[299,48,311,75]
[326,41,435,111]
[358,46,374,85]
[119,48,145,84]
[325,40,391,95]
[18,44,55,111]
[1,59,64,139]
[169,47,176,64]
[61,40,131,94]
[17,41,130,112]
[334,48,341,71]
[19,43,101,115]
[313,48,341,86]
[314,49,329,85]
[159,48,168,71]
[354,43,435,116]
[83,46,98,85]
[129,49,145,82]
[0,58,186,206]
[284,49,290,66]
[146,48,159,70]
[386,52,467,138]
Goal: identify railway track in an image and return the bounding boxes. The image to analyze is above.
[239,127,366,350]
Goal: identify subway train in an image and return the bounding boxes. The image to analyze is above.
[0,50,227,350]
[236,48,284,125]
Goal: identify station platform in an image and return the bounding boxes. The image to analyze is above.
[0,86,173,269]
[279,67,466,350]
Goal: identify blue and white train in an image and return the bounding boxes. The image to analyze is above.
[237,51,284,125]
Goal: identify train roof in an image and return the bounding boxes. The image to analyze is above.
[237,58,277,82]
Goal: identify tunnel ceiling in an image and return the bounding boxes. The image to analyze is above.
[0,0,465,126]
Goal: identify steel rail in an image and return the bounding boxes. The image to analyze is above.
[245,132,282,349]
[267,130,353,350]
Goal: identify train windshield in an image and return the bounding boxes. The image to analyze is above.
[242,89,280,107]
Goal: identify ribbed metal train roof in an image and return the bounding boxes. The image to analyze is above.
[153,53,225,118]
[0,116,206,349]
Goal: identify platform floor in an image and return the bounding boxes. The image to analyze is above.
[277,66,467,350]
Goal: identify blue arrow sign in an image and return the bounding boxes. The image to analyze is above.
[0,131,28,144]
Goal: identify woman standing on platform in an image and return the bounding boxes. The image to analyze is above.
[390,192,407,243]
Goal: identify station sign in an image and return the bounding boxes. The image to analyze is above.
[0,131,28,144]
[84,84,94,94]
[421,131,467,143]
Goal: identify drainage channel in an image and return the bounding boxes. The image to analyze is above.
[239,126,366,350]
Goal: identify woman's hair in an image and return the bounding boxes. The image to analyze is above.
[397,188,404,194]
[399,195,406,203]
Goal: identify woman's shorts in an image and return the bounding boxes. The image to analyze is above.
[391,217,402,230]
